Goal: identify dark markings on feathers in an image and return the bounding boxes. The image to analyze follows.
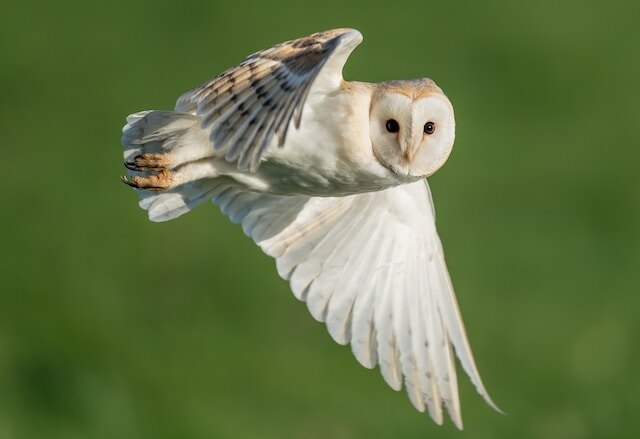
[183,29,353,170]
[280,82,292,92]
[255,86,267,99]
[292,38,320,49]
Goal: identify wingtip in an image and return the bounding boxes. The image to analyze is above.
[446,405,464,430]
[342,28,363,45]
[479,390,506,415]
[328,28,363,45]
[328,28,363,53]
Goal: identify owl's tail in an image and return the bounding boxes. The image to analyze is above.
[121,110,220,222]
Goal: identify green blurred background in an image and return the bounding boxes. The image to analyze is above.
[1,0,639,437]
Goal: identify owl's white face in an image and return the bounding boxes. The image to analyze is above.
[369,80,455,178]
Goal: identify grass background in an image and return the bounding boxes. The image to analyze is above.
[1,0,639,437]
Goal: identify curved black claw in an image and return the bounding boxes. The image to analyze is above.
[120,174,169,191]
[123,154,168,172]
[120,175,138,188]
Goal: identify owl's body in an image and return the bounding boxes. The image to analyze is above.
[178,81,401,197]
[254,81,404,196]
[122,28,498,428]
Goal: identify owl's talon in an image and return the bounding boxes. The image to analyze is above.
[124,161,138,171]
[124,153,172,172]
[120,170,173,191]
[120,175,137,187]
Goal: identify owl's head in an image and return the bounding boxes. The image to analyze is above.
[369,79,455,178]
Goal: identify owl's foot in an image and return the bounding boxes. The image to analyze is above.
[121,170,173,191]
[124,153,172,172]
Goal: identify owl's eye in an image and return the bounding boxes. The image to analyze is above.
[385,119,400,133]
[424,121,436,135]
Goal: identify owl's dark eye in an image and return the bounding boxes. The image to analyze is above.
[424,121,436,135]
[385,119,400,133]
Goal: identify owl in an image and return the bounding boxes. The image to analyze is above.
[122,28,499,428]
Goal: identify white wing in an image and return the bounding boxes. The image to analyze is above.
[175,28,362,171]
[213,180,499,428]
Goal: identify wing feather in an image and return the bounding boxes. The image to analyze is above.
[325,202,384,344]
[211,180,498,427]
[350,228,396,369]
[282,199,359,305]
[175,29,363,171]
[304,197,372,323]
[375,238,404,391]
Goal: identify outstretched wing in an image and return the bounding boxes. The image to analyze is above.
[213,180,500,429]
[176,28,363,171]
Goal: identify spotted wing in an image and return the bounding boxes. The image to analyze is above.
[175,28,363,171]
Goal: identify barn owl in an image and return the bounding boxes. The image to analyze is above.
[121,28,499,428]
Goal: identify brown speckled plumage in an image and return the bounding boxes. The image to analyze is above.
[175,29,354,171]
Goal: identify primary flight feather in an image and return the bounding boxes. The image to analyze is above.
[121,28,499,428]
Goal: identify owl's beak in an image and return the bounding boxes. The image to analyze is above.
[403,146,415,163]
[400,130,422,165]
